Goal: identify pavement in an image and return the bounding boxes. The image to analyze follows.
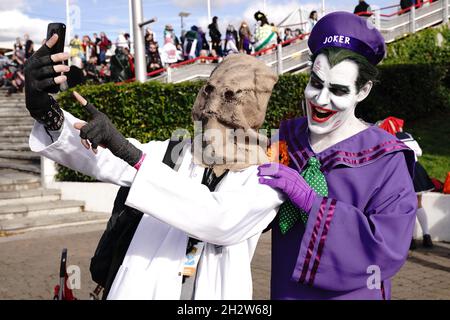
[0,223,449,300]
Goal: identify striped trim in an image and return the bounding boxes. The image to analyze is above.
[321,144,407,172]
[299,197,328,283]
[307,198,337,286]
[320,139,401,165]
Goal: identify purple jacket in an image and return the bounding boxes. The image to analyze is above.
[271,117,417,300]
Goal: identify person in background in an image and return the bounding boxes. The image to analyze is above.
[98,32,111,65]
[144,28,156,51]
[163,24,181,49]
[5,64,24,97]
[208,16,222,57]
[11,51,25,67]
[209,48,222,63]
[198,49,209,64]
[400,0,414,14]
[116,32,129,50]
[14,37,23,52]
[124,33,131,50]
[354,0,373,17]
[24,34,34,60]
[224,24,239,56]
[84,56,100,83]
[306,11,319,33]
[147,42,162,74]
[70,35,83,67]
[378,116,434,249]
[81,35,93,63]
[253,11,277,53]
[238,21,252,54]
[283,28,294,42]
[92,33,101,61]
[183,26,199,60]
[161,35,178,65]
[198,27,210,53]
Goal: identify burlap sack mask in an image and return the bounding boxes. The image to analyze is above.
[191,54,278,176]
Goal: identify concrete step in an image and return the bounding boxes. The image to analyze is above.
[0,143,30,151]
[0,162,40,174]
[0,150,39,160]
[0,125,33,135]
[0,199,85,220]
[0,211,109,232]
[0,105,27,110]
[0,112,30,118]
[0,130,32,138]
[0,118,34,125]
[0,137,29,143]
[0,188,61,206]
[0,158,40,174]
[0,170,41,191]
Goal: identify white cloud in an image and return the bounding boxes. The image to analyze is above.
[0,10,50,44]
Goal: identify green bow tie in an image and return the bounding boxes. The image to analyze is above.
[278,157,328,235]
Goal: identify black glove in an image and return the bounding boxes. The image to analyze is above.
[79,102,143,167]
[24,39,67,130]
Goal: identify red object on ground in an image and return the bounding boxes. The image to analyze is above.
[443,172,450,194]
[53,273,76,300]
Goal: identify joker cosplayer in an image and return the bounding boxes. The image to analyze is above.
[24,35,283,300]
[258,12,417,299]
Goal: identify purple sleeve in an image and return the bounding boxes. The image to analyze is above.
[291,152,417,291]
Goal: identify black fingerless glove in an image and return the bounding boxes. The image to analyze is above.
[24,44,64,130]
[80,103,143,167]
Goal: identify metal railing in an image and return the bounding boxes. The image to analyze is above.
[136,0,449,84]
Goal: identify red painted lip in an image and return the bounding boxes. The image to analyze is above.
[309,102,337,123]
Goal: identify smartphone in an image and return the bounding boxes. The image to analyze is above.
[46,23,67,92]
[46,23,66,55]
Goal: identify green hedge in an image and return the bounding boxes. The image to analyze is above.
[383,25,450,67]
[356,64,449,122]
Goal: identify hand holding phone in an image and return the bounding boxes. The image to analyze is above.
[23,23,70,130]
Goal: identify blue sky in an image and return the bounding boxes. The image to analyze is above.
[0,0,398,46]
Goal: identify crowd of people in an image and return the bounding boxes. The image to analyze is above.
[67,10,321,81]
[141,10,319,76]
[1,9,320,91]
[0,35,34,96]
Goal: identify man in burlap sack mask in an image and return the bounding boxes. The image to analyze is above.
[27,39,283,299]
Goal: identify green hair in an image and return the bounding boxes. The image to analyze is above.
[311,47,379,92]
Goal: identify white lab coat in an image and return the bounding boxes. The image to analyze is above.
[29,110,284,300]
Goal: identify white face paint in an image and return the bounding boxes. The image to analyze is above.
[304,54,371,136]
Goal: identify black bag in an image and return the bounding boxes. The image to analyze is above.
[89,139,188,299]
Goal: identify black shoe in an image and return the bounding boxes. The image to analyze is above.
[410,238,417,250]
[423,234,433,248]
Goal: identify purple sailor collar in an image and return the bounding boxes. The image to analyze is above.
[279,117,415,178]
